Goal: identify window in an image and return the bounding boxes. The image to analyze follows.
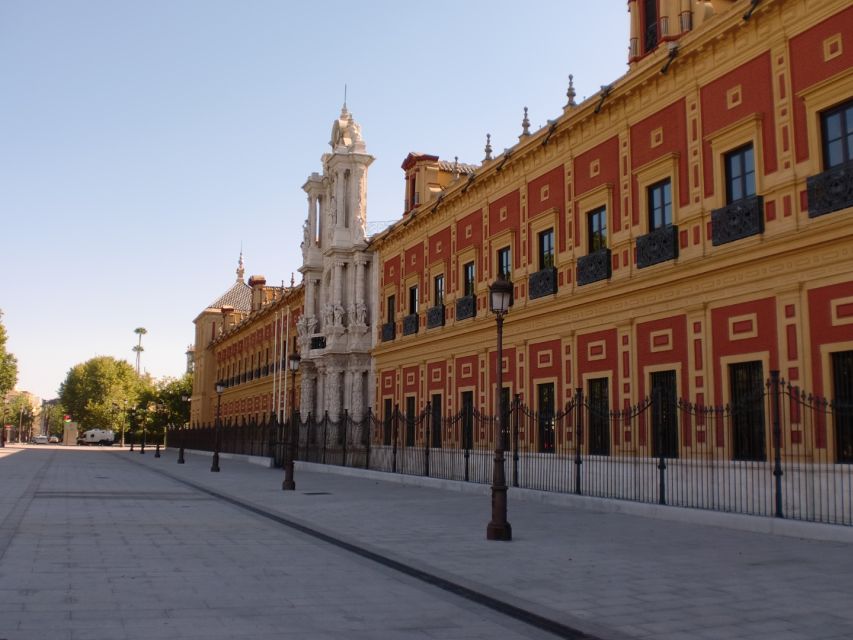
[832,351,853,464]
[497,246,511,278]
[725,145,755,204]
[648,179,672,230]
[463,262,475,296]
[431,394,442,449]
[433,274,444,306]
[643,0,658,53]
[822,100,853,169]
[588,378,610,456]
[386,295,395,324]
[650,370,678,458]
[538,228,555,269]
[587,207,607,252]
[408,285,418,315]
[729,361,766,461]
[537,383,554,453]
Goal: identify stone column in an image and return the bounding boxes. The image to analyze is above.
[300,372,315,420]
[351,369,364,422]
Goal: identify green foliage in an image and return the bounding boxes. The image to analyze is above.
[58,356,147,430]
[40,402,67,437]
[0,309,18,398]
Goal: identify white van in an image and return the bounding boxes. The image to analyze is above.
[78,429,115,446]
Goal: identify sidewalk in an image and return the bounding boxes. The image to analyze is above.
[2,445,852,639]
[141,447,853,640]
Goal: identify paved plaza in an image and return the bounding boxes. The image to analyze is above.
[1,445,852,640]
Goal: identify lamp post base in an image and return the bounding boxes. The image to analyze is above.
[211,452,220,472]
[177,447,185,464]
[486,520,513,541]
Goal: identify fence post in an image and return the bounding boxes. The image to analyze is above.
[512,394,520,488]
[771,370,784,519]
[392,404,399,474]
[424,401,431,478]
[342,409,348,467]
[655,386,666,506]
[574,388,583,495]
[322,411,328,465]
[365,407,372,470]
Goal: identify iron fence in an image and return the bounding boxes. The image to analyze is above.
[173,372,852,526]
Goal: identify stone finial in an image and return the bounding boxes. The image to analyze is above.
[566,75,577,108]
[452,156,460,181]
[520,107,531,137]
[290,273,295,288]
[484,133,493,162]
[236,250,245,281]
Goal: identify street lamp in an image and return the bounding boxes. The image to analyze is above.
[178,395,190,464]
[211,382,224,472]
[283,354,300,491]
[486,273,513,541]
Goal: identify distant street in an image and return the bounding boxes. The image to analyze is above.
[1,445,853,640]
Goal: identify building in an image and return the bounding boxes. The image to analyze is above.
[370,0,853,464]
[190,105,378,428]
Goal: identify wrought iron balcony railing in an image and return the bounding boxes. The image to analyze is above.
[381,322,395,342]
[712,195,764,246]
[456,295,476,321]
[577,249,612,286]
[403,314,419,336]
[636,225,678,269]
[310,336,327,350]
[427,305,445,329]
[529,267,558,299]
[807,160,853,218]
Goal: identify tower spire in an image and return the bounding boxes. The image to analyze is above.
[236,247,245,281]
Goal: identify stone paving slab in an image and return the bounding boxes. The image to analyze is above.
[0,446,558,640]
[3,445,853,639]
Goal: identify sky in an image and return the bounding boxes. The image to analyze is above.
[0,1,629,401]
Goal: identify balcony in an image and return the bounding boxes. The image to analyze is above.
[636,225,678,269]
[577,249,612,286]
[807,160,853,218]
[381,322,396,342]
[456,295,476,321]
[310,336,327,350]
[712,195,764,246]
[427,305,445,329]
[529,267,557,299]
[403,314,419,336]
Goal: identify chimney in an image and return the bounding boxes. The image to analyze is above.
[248,275,267,311]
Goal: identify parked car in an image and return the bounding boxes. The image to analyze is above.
[32,435,49,445]
[48,435,59,443]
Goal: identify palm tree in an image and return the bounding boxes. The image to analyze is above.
[133,327,147,374]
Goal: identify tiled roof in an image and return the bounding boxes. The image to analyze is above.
[207,280,252,312]
[437,160,477,175]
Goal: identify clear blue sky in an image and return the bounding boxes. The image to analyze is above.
[1,1,629,401]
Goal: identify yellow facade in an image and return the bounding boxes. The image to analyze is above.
[370,0,853,462]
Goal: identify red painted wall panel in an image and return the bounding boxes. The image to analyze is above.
[701,53,777,197]
[574,137,621,240]
[630,98,689,208]
[790,7,853,163]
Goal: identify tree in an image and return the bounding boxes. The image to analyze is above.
[0,309,18,398]
[58,356,148,430]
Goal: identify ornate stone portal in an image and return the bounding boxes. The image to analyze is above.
[297,104,376,427]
